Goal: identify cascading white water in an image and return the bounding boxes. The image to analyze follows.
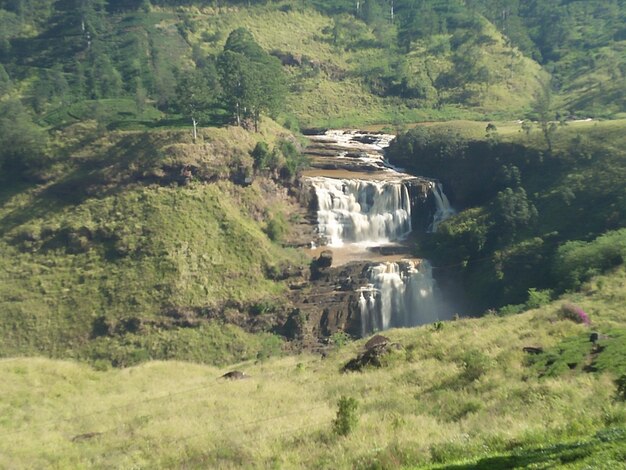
[359,260,439,336]
[304,130,452,335]
[312,177,412,247]
[428,182,456,233]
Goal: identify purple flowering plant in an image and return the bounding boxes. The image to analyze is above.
[559,303,591,325]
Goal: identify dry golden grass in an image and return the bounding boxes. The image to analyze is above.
[2,266,626,468]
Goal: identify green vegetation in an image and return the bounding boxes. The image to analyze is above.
[2,265,626,468]
[0,122,307,365]
[0,2,625,467]
[388,119,626,312]
[2,1,624,130]
[333,396,360,436]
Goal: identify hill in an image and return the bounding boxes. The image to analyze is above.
[387,118,626,313]
[0,2,625,467]
[1,1,624,130]
[0,118,310,365]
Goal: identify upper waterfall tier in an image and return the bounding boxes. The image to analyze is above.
[311,177,412,247]
[302,129,453,250]
[303,129,402,176]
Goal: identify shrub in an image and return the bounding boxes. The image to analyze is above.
[265,215,286,242]
[333,396,359,436]
[498,303,526,316]
[526,288,552,309]
[553,229,626,291]
[616,375,626,402]
[330,330,351,347]
[559,303,590,325]
[458,350,491,383]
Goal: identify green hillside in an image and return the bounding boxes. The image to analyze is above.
[387,119,626,313]
[0,119,307,365]
[1,1,624,129]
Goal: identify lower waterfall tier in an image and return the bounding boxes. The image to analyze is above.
[359,260,439,335]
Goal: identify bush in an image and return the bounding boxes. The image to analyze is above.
[615,375,626,401]
[251,141,270,170]
[526,288,552,309]
[498,303,526,316]
[330,330,351,347]
[333,396,359,436]
[458,350,491,383]
[265,215,286,242]
[553,229,626,291]
[559,303,590,325]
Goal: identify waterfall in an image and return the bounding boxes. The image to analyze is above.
[311,177,412,247]
[359,260,439,335]
[428,182,456,233]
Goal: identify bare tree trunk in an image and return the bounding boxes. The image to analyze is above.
[192,118,198,142]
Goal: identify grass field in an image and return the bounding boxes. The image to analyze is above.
[2,264,625,468]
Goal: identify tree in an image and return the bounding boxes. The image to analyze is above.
[217,28,285,131]
[174,65,219,141]
[532,79,556,152]
[0,99,47,175]
[0,64,12,96]
[251,141,270,170]
[217,50,253,127]
[491,187,537,240]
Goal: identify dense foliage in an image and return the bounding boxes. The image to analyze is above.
[0,0,623,138]
[387,122,626,311]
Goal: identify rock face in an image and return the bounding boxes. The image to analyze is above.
[288,261,368,340]
[277,130,452,344]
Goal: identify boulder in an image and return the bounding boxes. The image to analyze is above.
[522,346,544,355]
[317,250,333,268]
[364,334,390,351]
[220,370,249,380]
[342,341,403,372]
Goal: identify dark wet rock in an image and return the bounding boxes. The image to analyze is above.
[344,151,370,159]
[310,250,334,281]
[301,128,329,136]
[318,250,333,268]
[351,135,379,145]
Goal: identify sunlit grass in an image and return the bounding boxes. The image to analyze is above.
[2,265,626,467]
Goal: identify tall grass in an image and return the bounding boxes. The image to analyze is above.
[2,265,626,468]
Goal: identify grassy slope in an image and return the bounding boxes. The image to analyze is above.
[4,2,623,131]
[0,120,306,362]
[1,266,625,468]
